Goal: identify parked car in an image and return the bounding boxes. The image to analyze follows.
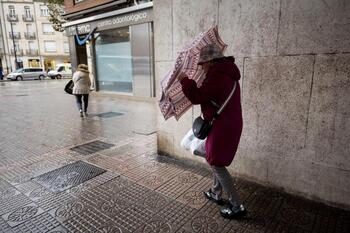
[6,68,46,81]
[48,63,72,79]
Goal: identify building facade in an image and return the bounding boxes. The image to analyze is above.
[63,0,154,96]
[153,0,350,209]
[0,0,69,74]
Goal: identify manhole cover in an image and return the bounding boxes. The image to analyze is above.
[32,161,106,193]
[70,140,115,155]
[96,112,123,118]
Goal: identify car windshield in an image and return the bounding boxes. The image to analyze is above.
[14,68,23,73]
[57,66,65,72]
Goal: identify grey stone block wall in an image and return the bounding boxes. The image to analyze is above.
[278,0,350,54]
[219,0,280,57]
[154,0,350,208]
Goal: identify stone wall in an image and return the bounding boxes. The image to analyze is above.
[154,0,350,208]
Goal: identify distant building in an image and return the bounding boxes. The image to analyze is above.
[63,0,154,96]
[0,0,70,75]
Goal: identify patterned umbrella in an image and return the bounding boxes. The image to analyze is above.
[159,26,227,120]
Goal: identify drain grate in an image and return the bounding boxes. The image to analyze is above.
[96,111,124,118]
[70,140,115,155]
[32,161,106,193]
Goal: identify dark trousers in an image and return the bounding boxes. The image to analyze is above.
[74,94,89,112]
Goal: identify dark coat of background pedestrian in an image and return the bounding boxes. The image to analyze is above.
[180,56,243,166]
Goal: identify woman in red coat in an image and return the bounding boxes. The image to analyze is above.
[179,44,246,219]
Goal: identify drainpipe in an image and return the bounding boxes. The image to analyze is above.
[10,21,18,69]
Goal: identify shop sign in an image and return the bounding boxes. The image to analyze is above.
[66,8,152,36]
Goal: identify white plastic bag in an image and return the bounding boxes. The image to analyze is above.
[180,129,195,150]
[190,137,206,157]
[181,129,206,157]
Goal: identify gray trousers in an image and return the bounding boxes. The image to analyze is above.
[211,166,241,207]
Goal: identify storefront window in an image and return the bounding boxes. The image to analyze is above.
[95,27,133,93]
[28,59,40,67]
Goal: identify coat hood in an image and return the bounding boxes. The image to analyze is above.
[208,56,241,81]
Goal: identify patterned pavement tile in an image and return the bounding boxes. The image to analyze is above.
[273,196,319,232]
[137,191,172,213]
[312,207,350,233]
[36,191,75,212]
[156,199,198,229]
[0,166,34,186]
[47,225,69,233]
[0,216,13,233]
[179,213,224,233]
[123,161,166,181]
[334,212,350,233]
[176,176,212,209]
[156,171,205,199]
[0,193,33,216]
[135,215,177,233]
[78,177,133,211]
[122,154,155,168]
[0,178,19,200]
[50,199,128,232]
[2,204,44,227]
[86,154,135,174]
[67,171,119,197]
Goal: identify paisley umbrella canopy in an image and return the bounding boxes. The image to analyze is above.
[159,26,227,120]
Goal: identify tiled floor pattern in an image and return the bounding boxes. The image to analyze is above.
[0,134,349,232]
[0,80,349,233]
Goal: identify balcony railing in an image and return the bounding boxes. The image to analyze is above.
[22,14,34,22]
[10,49,24,55]
[26,49,39,56]
[9,32,21,39]
[7,14,18,22]
[24,32,36,40]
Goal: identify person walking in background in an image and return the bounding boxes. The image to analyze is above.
[73,64,91,117]
[0,67,4,80]
[178,44,246,219]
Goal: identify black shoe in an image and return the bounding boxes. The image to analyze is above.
[220,204,247,219]
[203,189,224,205]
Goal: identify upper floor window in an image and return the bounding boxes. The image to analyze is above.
[28,41,36,50]
[44,41,56,52]
[40,5,49,17]
[64,42,69,53]
[42,23,54,34]
[26,24,33,33]
[9,6,15,16]
[24,6,31,17]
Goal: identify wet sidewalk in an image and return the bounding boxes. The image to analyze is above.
[0,80,349,233]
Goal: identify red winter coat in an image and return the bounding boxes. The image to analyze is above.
[180,57,243,166]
